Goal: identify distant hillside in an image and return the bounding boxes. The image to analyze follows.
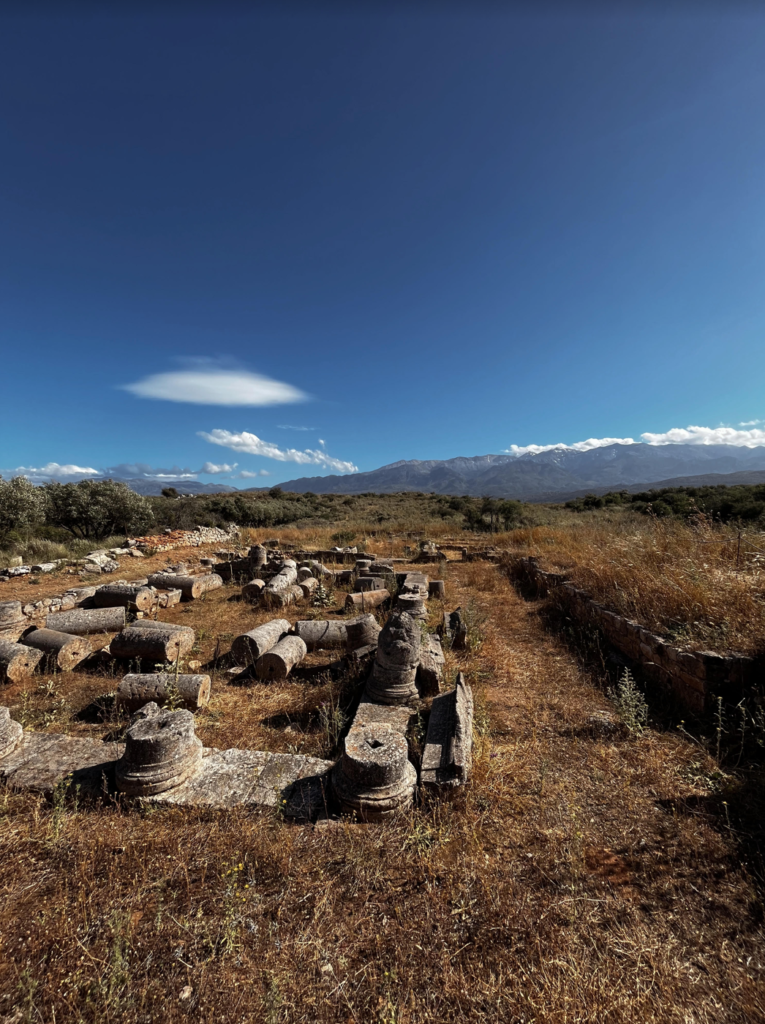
[271,443,765,500]
[120,479,238,497]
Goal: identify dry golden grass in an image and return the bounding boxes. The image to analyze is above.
[500,511,765,655]
[1,552,764,1022]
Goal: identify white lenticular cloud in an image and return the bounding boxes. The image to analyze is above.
[641,425,765,446]
[200,462,237,475]
[14,463,101,479]
[237,469,271,479]
[504,437,636,457]
[199,429,358,473]
[122,369,306,406]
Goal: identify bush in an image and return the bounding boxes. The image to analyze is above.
[0,476,46,539]
[44,480,154,540]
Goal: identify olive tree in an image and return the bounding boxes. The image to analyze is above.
[43,480,154,540]
[0,476,46,540]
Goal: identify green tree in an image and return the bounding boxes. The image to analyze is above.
[0,476,46,539]
[44,480,154,540]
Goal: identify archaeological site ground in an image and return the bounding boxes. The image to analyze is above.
[1,494,764,1023]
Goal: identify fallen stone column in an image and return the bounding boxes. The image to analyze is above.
[94,584,154,612]
[331,723,416,820]
[21,628,92,672]
[291,619,347,650]
[231,619,290,664]
[0,707,24,759]
[249,544,268,571]
[0,640,44,683]
[196,573,224,595]
[45,606,126,635]
[241,579,266,602]
[344,589,389,612]
[366,610,421,705]
[110,626,195,663]
[421,672,473,789]
[255,635,308,681]
[345,614,381,653]
[126,620,194,635]
[147,574,207,600]
[416,634,445,697]
[298,576,319,601]
[116,673,211,712]
[115,703,203,796]
[263,584,303,609]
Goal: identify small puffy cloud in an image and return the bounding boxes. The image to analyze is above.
[199,429,358,473]
[122,369,306,406]
[640,425,765,446]
[318,439,326,446]
[504,437,636,457]
[13,463,101,480]
[739,420,763,427]
[200,462,237,475]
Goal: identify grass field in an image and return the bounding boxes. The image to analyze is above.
[1,518,764,1022]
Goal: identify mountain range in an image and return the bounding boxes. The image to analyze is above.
[263,443,765,501]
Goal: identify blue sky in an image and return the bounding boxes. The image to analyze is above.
[2,3,765,486]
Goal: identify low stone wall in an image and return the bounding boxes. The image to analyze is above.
[508,556,760,715]
[134,524,239,553]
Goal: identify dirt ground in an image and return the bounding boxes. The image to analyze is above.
[1,556,763,1023]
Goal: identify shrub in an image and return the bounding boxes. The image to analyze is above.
[0,476,46,539]
[43,480,154,540]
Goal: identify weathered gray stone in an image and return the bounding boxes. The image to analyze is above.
[0,639,44,683]
[416,633,445,697]
[292,620,348,650]
[354,576,385,593]
[353,696,414,737]
[20,628,92,671]
[115,703,203,796]
[116,673,211,712]
[94,584,154,612]
[0,731,124,796]
[0,707,24,760]
[46,606,126,635]
[344,589,389,612]
[255,635,307,681]
[395,593,428,620]
[345,613,381,652]
[242,578,266,602]
[331,724,416,821]
[421,673,473,789]
[428,580,445,600]
[110,625,195,663]
[231,619,290,664]
[366,610,421,706]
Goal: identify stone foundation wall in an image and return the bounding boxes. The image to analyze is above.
[508,556,761,715]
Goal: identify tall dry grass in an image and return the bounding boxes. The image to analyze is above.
[501,511,765,655]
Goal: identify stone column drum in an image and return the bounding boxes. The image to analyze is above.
[331,724,416,820]
[365,610,421,705]
[115,703,203,796]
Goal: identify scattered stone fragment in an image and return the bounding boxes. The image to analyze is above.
[0,707,24,759]
[421,672,473,789]
[345,613,381,653]
[416,633,445,697]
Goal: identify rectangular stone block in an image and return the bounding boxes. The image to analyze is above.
[421,673,473,789]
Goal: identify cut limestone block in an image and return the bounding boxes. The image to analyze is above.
[0,707,24,759]
[255,636,308,682]
[115,703,203,796]
[421,673,473,789]
[45,606,126,636]
[94,584,154,612]
[344,589,390,612]
[291,620,347,651]
[442,608,468,651]
[366,610,421,706]
[0,731,124,796]
[398,572,430,599]
[231,619,290,665]
[127,620,194,634]
[416,634,445,697]
[20,628,92,672]
[249,544,268,570]
[0,640,44,683]
[428,580,445,601]
[331,724,416,821]
[110,626,195,663]
[242,579,266,602]
[345,614,381,653]
[352,696,414,738]
[116,673,211,712]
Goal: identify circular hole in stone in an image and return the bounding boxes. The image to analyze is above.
[367,739,384,749]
